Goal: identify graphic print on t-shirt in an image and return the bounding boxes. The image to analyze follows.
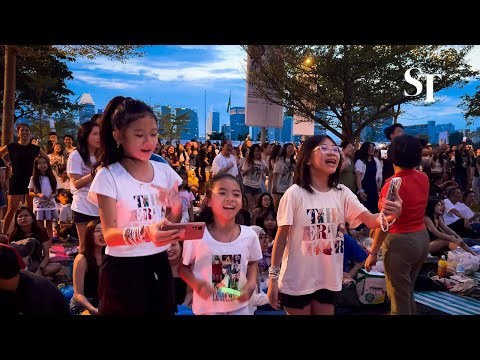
[128,193,166,223]
[302,207,345,257]
[279,162,293,188]
[211,254,241,302]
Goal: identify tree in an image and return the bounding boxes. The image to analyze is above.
[209,131,225,141]
[460,85,480,125]
[243,45,478,142]
[2,45,145,145]
[449,131,464,145]
[153,106,192,142]
[256,130,270,142]
[237,133,249,141]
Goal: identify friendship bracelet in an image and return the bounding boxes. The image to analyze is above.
[122,225,149,245]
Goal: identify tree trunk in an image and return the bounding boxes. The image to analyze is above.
[2,45,17,146]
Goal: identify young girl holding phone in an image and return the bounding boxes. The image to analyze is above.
[267,135,402,315]
[88,96,185,315]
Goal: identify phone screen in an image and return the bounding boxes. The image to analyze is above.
[381,149,387,160]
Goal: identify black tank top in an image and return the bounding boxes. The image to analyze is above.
[84,256,102,303]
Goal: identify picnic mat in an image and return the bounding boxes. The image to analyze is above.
[414,291,480,315]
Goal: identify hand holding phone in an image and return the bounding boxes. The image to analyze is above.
[160,222,206,241]
[386,177,402,201]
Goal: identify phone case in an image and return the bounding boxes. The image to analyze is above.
[162,222,205,240]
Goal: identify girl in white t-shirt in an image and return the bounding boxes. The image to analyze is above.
[88,96,185,316]
[28,155,58,239]
[67,121,101,253]
[179,174,263,315]
[267,135,403,315]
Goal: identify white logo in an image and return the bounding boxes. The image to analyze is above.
[404,68,442,103]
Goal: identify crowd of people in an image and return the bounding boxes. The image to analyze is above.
[2,102,480,316]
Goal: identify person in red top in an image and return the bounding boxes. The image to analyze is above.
[366,135,429,315]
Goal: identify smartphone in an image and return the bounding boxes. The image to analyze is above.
[463,136,467,143]
[161,222,205,241]
[380,149,388,160]
[386,177,402,201]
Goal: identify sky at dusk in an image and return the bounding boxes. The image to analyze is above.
[65,45,480,140]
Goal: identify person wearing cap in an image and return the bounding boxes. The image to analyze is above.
[0,244,69,315]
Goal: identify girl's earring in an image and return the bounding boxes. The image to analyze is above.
[117,142,120,148]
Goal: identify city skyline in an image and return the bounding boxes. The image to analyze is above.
[65,45,480,140]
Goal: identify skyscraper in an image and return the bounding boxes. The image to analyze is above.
[221,124,231,140]
[208,111,220,134]
[230,107,249,142]
[78,93,95,124]
[177,108,199,140]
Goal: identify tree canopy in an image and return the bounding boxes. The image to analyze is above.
[243,45,478,142]
[0,45,75,122]
[460,85,480,125]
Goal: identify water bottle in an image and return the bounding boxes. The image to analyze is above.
[456,258,465,278]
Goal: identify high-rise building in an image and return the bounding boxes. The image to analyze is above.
[221,124,231,140]
[97,109,103,114]
[207,111,220,134]
[230,107,249,142]
[78,93,96,124]
[177,108,199,141]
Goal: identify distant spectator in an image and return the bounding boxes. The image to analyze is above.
[46,132,58,155]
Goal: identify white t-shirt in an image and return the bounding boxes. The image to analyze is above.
[241,160,267,189]
[276,184,368,295]
[58,203,73,222]
[28,176,57,212]
[444,198,461,226]
[179,189,195,223]
[211,153,238,177]
[88,161,182,257]
[457,202,475,221]
[273,158,294,193]
[182,225,263,315]
[67,150,98,216]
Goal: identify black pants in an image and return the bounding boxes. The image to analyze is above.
[99,251,176,315]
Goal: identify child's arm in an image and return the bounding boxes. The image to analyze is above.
[267,225,290,310]
[29,188,41,198]
[182,284,193,307]
[97,194,185,247]
[69,173,94,190]
[237,260,258,302]
[178,263,215,300]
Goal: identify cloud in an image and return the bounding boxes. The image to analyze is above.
[467,46,480,72]
[71,45,246,83]
[73,72,141,90]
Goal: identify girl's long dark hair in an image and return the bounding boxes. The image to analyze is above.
[94,96,157,172]
[279,142,296,165]
[294,135,342,194]
[198,173,242,225]
[9,206,42,243]
[426,196,443,221]
[82,219,105,262]
[32,155,57,194]
[77,121,100,168]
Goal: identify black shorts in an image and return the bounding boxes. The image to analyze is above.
[279,288,335,309]
[98,251,176,315]
[72,211,99,224]
[8,176,30,196]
